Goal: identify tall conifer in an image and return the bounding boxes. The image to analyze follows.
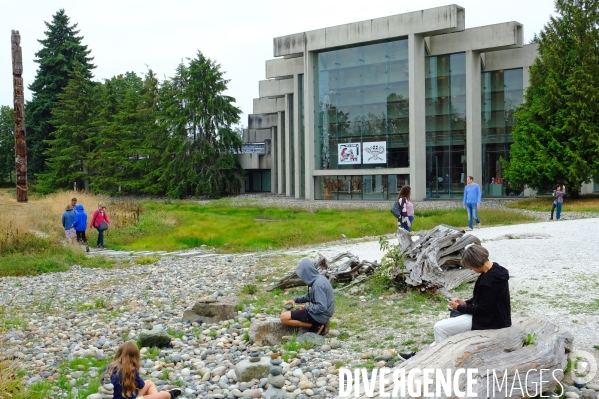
[504,0,599,193]
[26,9,95,178]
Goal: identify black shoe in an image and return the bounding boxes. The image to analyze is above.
[167,388,182,399]
[399,352,416,360]
[85,245,90,253]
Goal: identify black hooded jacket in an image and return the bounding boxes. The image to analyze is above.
[292,258,335,324]
[456,262,511,330]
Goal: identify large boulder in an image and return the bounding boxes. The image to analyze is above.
[234,357,271,382]
[139,324,172,348]
[183,296,239,324]
[334,318,573,399]
[248,317,309,346]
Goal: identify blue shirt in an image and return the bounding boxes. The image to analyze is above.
[463,183,481,206]
[61,210,76,230]
[105,366,145,399]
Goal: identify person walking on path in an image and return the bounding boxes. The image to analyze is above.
[396,186,413,232]
[550,184,559,220]
[61,204,76,243]
[90,202,111,249]
[72,204,89,252]
[463,175,482,231]
[555,185,566,220]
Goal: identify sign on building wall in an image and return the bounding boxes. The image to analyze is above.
[338,143,361,165]
[240,143,266,154]
[362,141,387,164]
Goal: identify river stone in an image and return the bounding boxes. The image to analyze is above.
[139,325,172,348]
[248,317,308,346]
[264,385,288,399]
[234,357,271,382]
[296,332,324,346]
[183,296,239,324]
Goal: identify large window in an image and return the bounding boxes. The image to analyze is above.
[425,53,466,199]
[313,39,409,171]
[481,68,523,196]
[315,174,409,200]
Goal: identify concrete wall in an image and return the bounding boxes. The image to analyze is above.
[253,97,285,114]
[266,57,304,79]
[259,78,294,98]
[248,114,278,129]
[274,5,465,56]
[243,128,272,143]
[429,22,522,55]
[484,43,538,71]
[238,153,271,170]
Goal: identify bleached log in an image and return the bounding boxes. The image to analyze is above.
[335,318,573,399]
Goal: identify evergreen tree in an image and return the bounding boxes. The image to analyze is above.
[26,9,95,179]
[90,72,145,193]
[37,63,98,193]
[159,52,244,198]
[0,106,15,183]
[504,0,599,194]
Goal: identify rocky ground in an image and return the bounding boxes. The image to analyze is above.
[1,196,599,398]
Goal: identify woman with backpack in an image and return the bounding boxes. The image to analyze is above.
[396,185,413,232]
[550,184,559,220]
[90,202,111,249]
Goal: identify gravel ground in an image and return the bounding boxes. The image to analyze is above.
[1,197,599,397]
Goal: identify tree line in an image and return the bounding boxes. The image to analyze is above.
[1,9,243,197]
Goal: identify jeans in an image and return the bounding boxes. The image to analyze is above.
[76,231,87,244]
[400,215,414,232]
[556,203,562,220]
[550,202,557,219]
[96,227,105,247]
[465,203,480,229]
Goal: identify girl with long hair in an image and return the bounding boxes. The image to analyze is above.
[104,341,181,399]
[396,185,413,231]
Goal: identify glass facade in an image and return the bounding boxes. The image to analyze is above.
[425,53,466,199]
[481,68,523,196]
[314,174,409,200]
[313,39,409,171]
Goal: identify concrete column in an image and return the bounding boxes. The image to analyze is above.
[408,34,426,201]
[293,74,301,198]
[466,50,482,185]
[277,111,284,194]
[305,48,315,200]
[271,127,277,193]
[285,94,292,196]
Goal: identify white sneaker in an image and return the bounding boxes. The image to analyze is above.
[466,227,473,231]
[477,223,482,229]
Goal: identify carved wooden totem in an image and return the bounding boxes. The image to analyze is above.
[11,30,27,202]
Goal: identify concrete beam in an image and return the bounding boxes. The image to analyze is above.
[274,5,465,56]
[259,78,294,98]
[428,22,523,55]
[248,114,278,129]
[409,34,426,201]
[253,97,285,114]
[243,128,272,143]
[483,43,538,71]
[266,57,304,79]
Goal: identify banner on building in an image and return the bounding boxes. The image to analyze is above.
[338,143,361,165]
[362,141,387,164]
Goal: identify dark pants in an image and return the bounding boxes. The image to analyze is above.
[96,227,105,247]
[556,203,562,220]
[550,202,556,219]
[76,231,87,244]
[290,308,324,333]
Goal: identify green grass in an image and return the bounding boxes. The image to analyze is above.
[113,200,537,253]
[506,196,599,213]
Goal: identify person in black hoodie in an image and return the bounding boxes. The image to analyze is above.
[280,258,335,335]
[433,243,511,344]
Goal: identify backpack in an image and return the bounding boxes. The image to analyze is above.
[390,200,401,218]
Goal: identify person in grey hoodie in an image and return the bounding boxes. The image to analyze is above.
[280,258,335,335]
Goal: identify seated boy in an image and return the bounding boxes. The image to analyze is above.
[280,258,335,335]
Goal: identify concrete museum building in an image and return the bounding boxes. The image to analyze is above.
[239,4,545,201]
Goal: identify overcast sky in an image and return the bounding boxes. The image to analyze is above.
[1,0,556,127]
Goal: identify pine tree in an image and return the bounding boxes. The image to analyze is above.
[159,53,244,198]
[26,9,95,179]
[36,63,98,193]
[504,0,599,194]
[0,106,15,183]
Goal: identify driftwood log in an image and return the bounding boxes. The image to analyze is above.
[266,252,381,292]
[335,318,573,399]
[393,225,480,294]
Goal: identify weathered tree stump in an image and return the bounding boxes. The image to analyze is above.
[335,318,573,399]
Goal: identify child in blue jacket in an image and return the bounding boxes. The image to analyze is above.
[72,204,89,251]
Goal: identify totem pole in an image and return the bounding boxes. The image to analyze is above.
[11,30,27,202]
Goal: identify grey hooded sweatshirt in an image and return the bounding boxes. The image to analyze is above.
[292,258,335,324]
